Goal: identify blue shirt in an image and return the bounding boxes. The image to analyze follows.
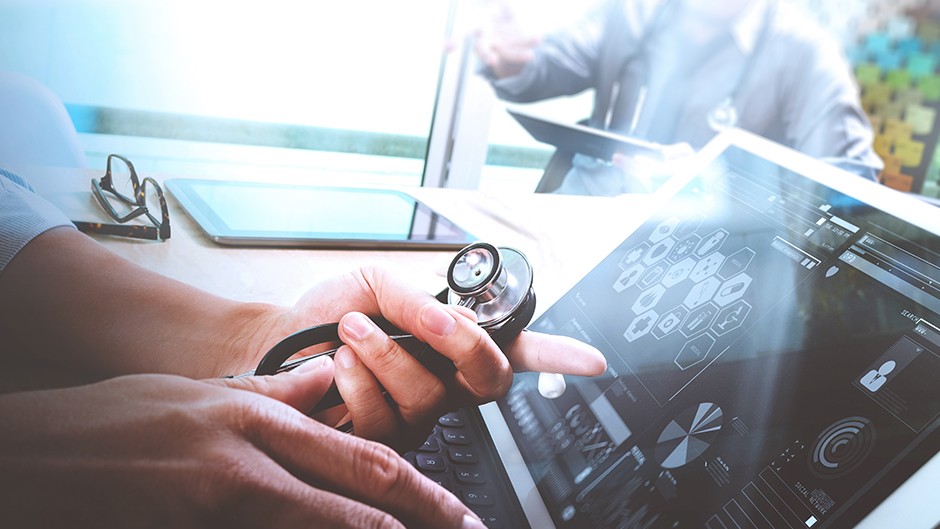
[0,169,73,273]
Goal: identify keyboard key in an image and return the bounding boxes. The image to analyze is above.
[475,512,504,529]
[455,469,486,485]
[415,453,447,473]
[419,436,440,452]
[448,447,479,464]
[428,475,453,491]
[437,413,465,428]
[442,429,471,445]
[462,490,495,506]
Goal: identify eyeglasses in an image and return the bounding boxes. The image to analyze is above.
[73,154,171,241]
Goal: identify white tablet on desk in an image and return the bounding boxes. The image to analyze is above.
[165,179,476,250]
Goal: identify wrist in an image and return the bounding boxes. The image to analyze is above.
[213,302,292,377]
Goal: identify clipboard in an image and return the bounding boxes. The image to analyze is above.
[507,107,669,161]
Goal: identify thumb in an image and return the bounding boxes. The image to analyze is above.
[207,356,335,413]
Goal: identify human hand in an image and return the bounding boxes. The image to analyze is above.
[612,143,696,192]
[277,267,606,447]
[0,358,488,529]
[473,0,541,79]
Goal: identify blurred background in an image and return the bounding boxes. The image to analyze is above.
[0,0,938,197]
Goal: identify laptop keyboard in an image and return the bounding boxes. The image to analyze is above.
[404,408,529,529]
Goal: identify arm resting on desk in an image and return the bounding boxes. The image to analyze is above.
[0,227,606,446]
[0,226,280,387]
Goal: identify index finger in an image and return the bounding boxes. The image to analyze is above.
[348,267,513,398]
[503,331,607,376]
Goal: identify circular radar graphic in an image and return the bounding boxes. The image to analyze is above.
[655,402,723,469]
[809,417,875,479]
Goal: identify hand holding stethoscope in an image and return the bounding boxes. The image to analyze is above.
[234,243,589,429]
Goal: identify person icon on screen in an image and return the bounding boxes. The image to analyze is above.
[860,360,896,393]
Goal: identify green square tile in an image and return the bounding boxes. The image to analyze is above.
[886,69,912,89]
[917,20,940,41]
[918,75,940,101]
[855,63,881,86]
[907,53,937,80]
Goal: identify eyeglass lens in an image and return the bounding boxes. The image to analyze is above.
[107,155,137,204]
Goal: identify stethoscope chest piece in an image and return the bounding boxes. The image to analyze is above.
[707,96,738,132]
[446,242,535,338]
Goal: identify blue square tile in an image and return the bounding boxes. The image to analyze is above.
[865,32,892,55]
[898,37,923,57]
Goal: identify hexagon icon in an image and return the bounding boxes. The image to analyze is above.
[613,263,646,293]
[718,247,756,280]
[713,273,752,307]
[624,309,659,342]
[713,300,751,336]
[667,234,701,263]
[632,284,666,315]
[689,252,725,283]
[675,333,716,370]
[684,277,720,309]
[681,302,719,337]
[695,229,729,258]
[619,243,650,271]
[649,216,681,244]
[675,213,705,240]
[653,306,688,339]
[643,238,676,266]
[663,257,696,288]
[639,262,669,289]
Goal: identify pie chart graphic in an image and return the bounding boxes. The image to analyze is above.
[655,403,723,469]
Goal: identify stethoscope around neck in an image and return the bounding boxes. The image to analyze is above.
[608,0,776,136]
[239,242,539,416]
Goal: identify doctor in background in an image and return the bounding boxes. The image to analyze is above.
[477,0,883,195]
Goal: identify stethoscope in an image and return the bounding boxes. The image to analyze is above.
[607,0,778,136]
[239,242,541,416]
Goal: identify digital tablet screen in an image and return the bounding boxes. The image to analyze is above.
[166,179,476,249]
[498,145,940,528]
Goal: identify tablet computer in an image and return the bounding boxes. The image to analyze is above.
[507,107,669,161]
[397,129,940,528]
[165,178,476,249]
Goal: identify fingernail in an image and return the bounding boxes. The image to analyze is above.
[343,313,374,341]
[461,513,486,529]
[422,304,457,337]
[335,346,359,370]
[293,355,333,374]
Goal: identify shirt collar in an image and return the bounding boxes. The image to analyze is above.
[732,0,772,55]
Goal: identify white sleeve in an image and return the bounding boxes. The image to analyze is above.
[0,168,75,274]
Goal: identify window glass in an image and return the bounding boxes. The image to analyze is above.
[473,0,599,193]
[0,0,452,186]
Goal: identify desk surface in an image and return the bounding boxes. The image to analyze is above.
[22,165,652,313]
[17,165,940,529]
